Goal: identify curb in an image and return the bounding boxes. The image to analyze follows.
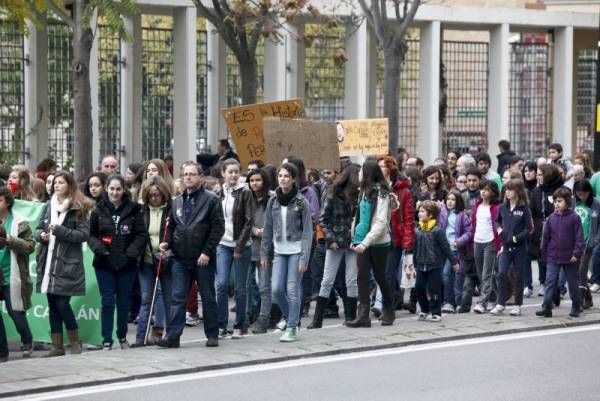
[3,318,600,398]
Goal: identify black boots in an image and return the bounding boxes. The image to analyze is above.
[307,296,327,329]
[345,303,371,328]
[343,297,357,323]
[582,286,593,310]
[535,306,552,318]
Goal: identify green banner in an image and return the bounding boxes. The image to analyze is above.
[1,200,105,345]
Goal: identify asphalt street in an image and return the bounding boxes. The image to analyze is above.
[15,325,600,401]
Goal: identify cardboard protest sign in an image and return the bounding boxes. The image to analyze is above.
[263,118,340,171]
[221,99,305,168]
[337,118,389,157]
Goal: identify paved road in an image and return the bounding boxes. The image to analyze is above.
[16,325,600,401]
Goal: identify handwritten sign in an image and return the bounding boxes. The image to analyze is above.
[337,118,389,157]
[221,99,305,168]
[263,118,340,171]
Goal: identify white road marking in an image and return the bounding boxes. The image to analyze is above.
[16,324,600,401]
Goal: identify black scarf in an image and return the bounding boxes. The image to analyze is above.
[276,186,298,206]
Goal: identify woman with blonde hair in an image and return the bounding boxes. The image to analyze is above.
[141,159,175,197]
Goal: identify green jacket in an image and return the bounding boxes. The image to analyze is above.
[2,213,35,311]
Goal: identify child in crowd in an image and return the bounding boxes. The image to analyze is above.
[537,188,583,318]
[462,167,481,216]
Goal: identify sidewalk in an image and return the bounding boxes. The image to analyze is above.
[1,294,599,398]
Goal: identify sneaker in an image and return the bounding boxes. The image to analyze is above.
[590,283,600,293]
[279,328,299,342]
[218,328,230,339]
[489,304,505,315]
[523,287,533,298]
[426,314,442,322]
[231,329,244,339]
[118,338,130,350]
[250,318,269,334]
[102,342,112,351]
[275,318,287,331]
[185,312,201,327]
[417,312,427,321]
[486,303,496,312]
[537,285,545,297]
[473,303,486,314]
[21,344,33,358]
[509,306,522,316]
[441,303,455,314]
[157,337,180,348]
[569,309,580,318]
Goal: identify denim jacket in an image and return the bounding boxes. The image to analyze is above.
[260,192,313,267]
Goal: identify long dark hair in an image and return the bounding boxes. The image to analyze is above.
[360,159,388,198]
[422,165,444,192]
[286,156,309,189]
[446,190,465,213]
[52,171,93,218]
[332,163,360,203]
[481,180,500,205]
[262,164,278,192]
[574,179,594,207]
[246,168,270,208]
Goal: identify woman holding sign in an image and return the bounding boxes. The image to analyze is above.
[35,171,92,357]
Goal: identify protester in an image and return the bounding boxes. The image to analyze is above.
[497,140,516,175]
[83,172,108,204]
[100,155,119,177]
[35,171,92,357]
[142,159,175,196]
[9,167,36,201]
[125,162,144,201]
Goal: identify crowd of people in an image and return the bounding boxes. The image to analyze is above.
[0,137,599,361]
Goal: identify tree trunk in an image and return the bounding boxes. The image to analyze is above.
[383,44,405,158]
[72,0,94,182]
[239,57,258,105]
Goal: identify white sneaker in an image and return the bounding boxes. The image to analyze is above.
[417,312,427,321]
[489,304,505,315]
[509,306,522,316]
[426,314,442,322]
[473,303,486,314]
[537,285,545,297]
[441,303,455,314]
[275,319,287,331]
[486,304,496,312]
[523,288,533,298]
[231,329,244,339]
[590,283,600,293]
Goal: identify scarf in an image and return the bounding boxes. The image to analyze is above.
[419,219,437,232]
[276,186,298,207]
[40,195,71,294]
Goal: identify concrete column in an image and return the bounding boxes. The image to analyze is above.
[418,21,441,164]
[172,7,197,166]
[206,21,228,152]
[24,18,48,169]
[285,23,305,100]
[90,12,100,169]
[120,14,143,172]
[344,21,376,118]
[264,28,286,102]
[487,23,510,171]
[552,26,574,156]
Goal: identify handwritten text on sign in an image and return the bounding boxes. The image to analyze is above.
[337,118,389,157]
[221,99,305,168]
[263,118,340,172]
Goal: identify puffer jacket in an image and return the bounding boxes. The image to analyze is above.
[390,178,415,250]
[320,190,357,249]
[352,186,391,248]
[541,209,584,264]
[414,224,457,270]
[530,175,568,256]
[35,201,90,296]
[220,183,255,251]
[88,194,148,271]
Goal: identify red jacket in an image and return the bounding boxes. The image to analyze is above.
[391,178,415,250]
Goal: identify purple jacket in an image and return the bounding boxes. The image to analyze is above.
[300,185,320,225]
[541,209,584,264]
[447,210,472,272]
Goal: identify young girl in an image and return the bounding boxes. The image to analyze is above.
[261,163,313,342]
[248,169,275,334]
[573,179,599,309]
[346,160,395,328]
[410,201,458,322]
[35,171,92,356]
[537,188,583,317]
[441,190,471,314]
[471,181,501,314]
[491,179,532,316]
[216,159,255,339]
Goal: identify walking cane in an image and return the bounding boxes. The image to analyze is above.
[144,217,170,345]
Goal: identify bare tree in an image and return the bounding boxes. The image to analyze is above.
[357,0,420,157]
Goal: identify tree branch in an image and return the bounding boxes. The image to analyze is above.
[393,0,420,44]
[46,0,75,29]
[395,0,401,21]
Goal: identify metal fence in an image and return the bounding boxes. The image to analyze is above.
[47,20,74,169]
[226,40,264,107]
[0,21,26,164]
[509,42,552,161]
[376,39,420,155]
[197,29,208,152]
[441,41,489,157]
[304,25,345,122]
[575,48,597,154]
[98,25,122,162]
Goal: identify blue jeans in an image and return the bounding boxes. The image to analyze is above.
[544,263,581,310]
[591,245,600,285]
[0,284,33,356]
[271,253,303,330]
[166,259,218,340]
[249,261,272,322]
[136,264,172,343]
[95,268,137,345]
[216,245,251,330]
[442,251,463,306]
